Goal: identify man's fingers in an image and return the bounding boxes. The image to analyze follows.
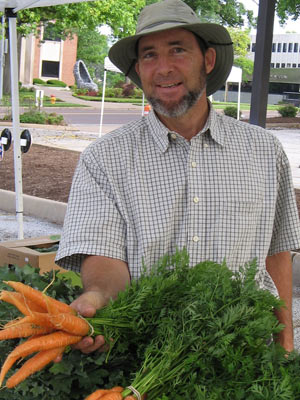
[72,335,106,354]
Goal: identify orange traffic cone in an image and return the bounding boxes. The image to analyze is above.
[144,104,151,116]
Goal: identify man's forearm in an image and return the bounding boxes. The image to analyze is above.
[266,251,294,352]
[81,255,131,305]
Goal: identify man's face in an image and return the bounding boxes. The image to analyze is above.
[135,28,215,118]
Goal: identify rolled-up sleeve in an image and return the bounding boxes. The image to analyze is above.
[268,147,300,256]
[55,150,127,272]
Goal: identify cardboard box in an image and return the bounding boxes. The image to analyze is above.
[0,235,65,273]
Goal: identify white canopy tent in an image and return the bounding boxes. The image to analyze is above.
[226,66,242,120]
[0,0,96,239]
[99,56,148,137]
[99,56,122,137]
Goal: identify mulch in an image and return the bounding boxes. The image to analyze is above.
[0,144,80,203]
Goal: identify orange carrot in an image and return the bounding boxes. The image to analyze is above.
[111,387,124,393]
[0,290,46,315]
[6,331,82,360]
[4,313,54,331]
[5,346,65,388]
[101,392,123,400]
[4,281,75,315]
[124,396,136,400]
[85,389,110,400]
[3,312,90,336]
[49,313,90,336]
[0,321,53,340]
[0,355,18,387]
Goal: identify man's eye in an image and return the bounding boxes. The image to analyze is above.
[173,47,185,53]
[142,52,155,59]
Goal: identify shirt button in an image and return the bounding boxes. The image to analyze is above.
[170,133,177,140]
[192,235,200,242]
[193,196,199,203]
[204,143,209,148]
[191,161,197,168]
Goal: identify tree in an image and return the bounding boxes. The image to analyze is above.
[76,28,109,80]
[17,0,145,38]
[276,0,300,23]
[234,57,254,82]
[144,0,254,26]
[3,0,146,94]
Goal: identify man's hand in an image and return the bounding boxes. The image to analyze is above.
[55,255,130,361]
[70,290,108,354]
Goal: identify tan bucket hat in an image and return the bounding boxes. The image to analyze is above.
[108,0,233,96]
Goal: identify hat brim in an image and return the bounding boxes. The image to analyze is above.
[108,23,233,97]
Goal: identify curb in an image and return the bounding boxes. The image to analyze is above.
[0,121,78,132]
[0,189,66,225]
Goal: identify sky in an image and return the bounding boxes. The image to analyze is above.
[240,0,300,34]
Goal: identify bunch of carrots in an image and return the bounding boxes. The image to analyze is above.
[0,280,91,389]
[0,280,146,399]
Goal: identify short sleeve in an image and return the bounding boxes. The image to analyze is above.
[55,152,127,272]
[268,147,300,255]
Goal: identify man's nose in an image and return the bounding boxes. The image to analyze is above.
[155,54,174,75]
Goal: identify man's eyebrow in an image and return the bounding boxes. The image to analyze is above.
[139,40,184,54]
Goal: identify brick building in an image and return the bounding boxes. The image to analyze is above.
[19,24,78,87]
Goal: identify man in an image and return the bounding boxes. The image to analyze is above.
[56,0,300,354]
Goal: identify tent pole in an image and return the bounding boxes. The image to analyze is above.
[0,15,5,100]
[8,9,24,239]
[99,69,106,137]
[237,81,241,121]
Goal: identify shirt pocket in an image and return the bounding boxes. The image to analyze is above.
[214,200,263,263]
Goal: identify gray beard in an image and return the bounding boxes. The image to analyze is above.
[147,86,206,118]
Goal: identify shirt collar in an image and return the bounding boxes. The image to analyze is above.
[203,105,226,147]
[145,102,226,153]
[146,110,170,153]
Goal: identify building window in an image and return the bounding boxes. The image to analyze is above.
[272,43,276,52]
[251,43,256,52]
[277,43,281,52]
[293,63,297,68]
[276,63,280,68]
[281,63,285,67]
[287,63,291,67]
[294,43,298,52]
[271,63,275,68]
[298,64,300,67]
[42,61,60,78]
[283,43,287,52]
[288,43,293,52]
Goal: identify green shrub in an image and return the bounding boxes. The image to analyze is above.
[33,78,46,85]
[46,79,67,87]
[278,104,299,118]
[103,87,122,98]
[19,86,34,93]
[19,110,65,125]
[132,88,143,99]
[223,105,241,119]
[20,110,47,124]
[74,88,88,96]
[47,112,65,125]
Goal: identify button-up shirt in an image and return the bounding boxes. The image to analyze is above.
[56,107,300,295]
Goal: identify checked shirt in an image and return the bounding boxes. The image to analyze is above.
[56,107,300,295]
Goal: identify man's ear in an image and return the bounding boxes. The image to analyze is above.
[204,48,216,74]
[135,61,140,77]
